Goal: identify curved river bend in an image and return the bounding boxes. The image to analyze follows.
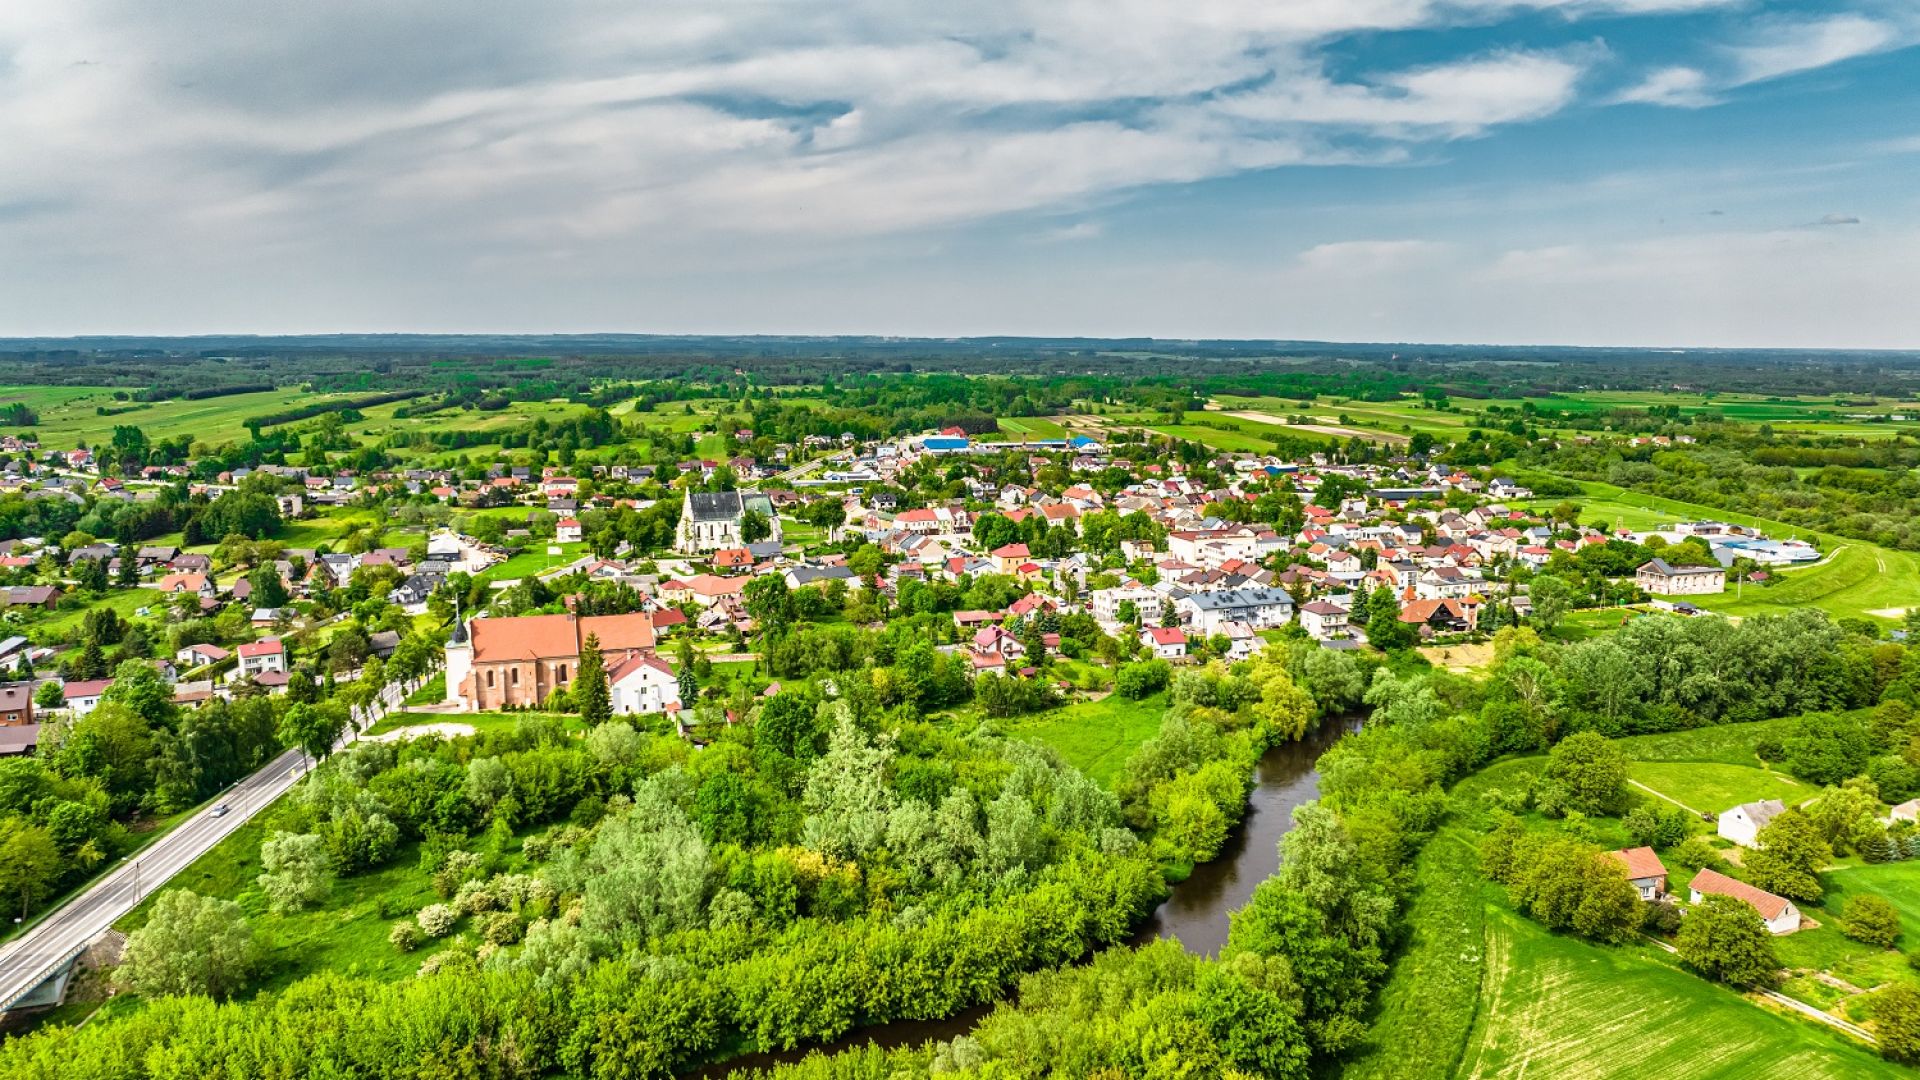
[695,717,1357,1077]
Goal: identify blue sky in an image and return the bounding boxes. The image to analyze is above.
[0,1,1914,346]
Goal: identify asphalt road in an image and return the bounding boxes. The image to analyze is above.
[0,746,307,1009]
[0,674,419,1010]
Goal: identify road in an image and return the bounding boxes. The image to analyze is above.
[0,669,426,1010]
[0,745,306,1009]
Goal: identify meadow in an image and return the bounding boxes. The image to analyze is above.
[1007,691,1168,787]
[1627,761,1811,816]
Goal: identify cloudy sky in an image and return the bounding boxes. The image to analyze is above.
[1,1,1916,346]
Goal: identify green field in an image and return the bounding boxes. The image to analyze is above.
[991,416,1070,441]
[1009,691,1167,786]
[1615,717,1804,767]
[1458,903,1895,1079]
[1343,830,1488,1080]
[1355,715,1909,1080]
[2,386,320,447]
[1628,761,1811,815]
[1141,423,1279,452]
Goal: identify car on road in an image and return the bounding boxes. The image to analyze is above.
[210,803,230,817]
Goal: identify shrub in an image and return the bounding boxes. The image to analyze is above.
[1115,659,1172,699]
[1671,835,1723,872]
[389,921,424,952]
[480,910,523,946]
[1844,895,1904,949]
[417,902,460,938]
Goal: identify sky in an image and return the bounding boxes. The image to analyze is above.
[0,1,1916,347]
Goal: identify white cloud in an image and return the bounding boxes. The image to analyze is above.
[1728,14,1899,85]
[1042,221,1106,242]
[1614,66,1714,107]
[1297,239,1454,274]
[1214,50,1590,138]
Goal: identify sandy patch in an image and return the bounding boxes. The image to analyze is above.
[1867,608,1913,619]
[1419,642,1494,672]
[366,722,475,743]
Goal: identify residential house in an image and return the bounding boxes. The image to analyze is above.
[0,682,35,755]
[1178,588,1295,634]
[175,643,231,668]
[1718,799,1786,848]
[61,678,114,716]
[1688,868,1801,934]
[1140,626,1187,660]
[1637,559,1726,596]
[235,638,288,680]
[0,585,59,610]
[1607,847,1669,900]
[1398,598,1475,635]
[1298,600,1350,640]
[607,651,683,716]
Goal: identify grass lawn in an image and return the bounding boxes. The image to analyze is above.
[1824,861,1920,953]
[32,587,164,639]
[1009,691,1167,787]
[1456,902,1895,1079]
[1628,761,1811,815]
[403,671,446,705]
[1343,829,1489,1080]
[362,709,578,738]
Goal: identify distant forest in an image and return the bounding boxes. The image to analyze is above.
[2,334,1918,401]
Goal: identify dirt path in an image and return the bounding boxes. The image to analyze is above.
[1629,779,1704,816]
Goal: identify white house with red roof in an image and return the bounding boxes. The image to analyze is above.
[235,638,288,680]
[1607,847,1668,900]
[1688,868,1801,934]
[607,651,682,716]
[1140,626,1187,660]
[60,678,114,715]
[555,518,583,544]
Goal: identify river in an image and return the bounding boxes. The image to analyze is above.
[691,716,1357,1077]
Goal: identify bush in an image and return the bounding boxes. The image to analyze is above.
[1672,835,1724,872]
[417,902,460,938]
[1115,659,1172,699]
[1644,899,1683,935]
[1844,895,1904,949]
[481,910,523,946]
[389,921,424,952]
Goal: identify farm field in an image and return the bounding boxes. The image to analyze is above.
[1008,691,1167,787]
[1140,423,1279,452]
[1355,715,1915,1080]
[5,385,320,447]
[990,416,1070,441]
[1458,902,1896,1079]
[1210,394,1476,440]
